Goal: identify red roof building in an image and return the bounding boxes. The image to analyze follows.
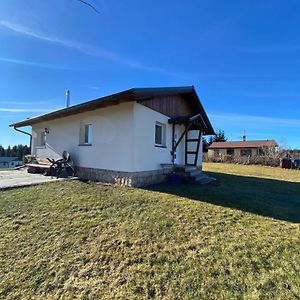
[208,140,278,157]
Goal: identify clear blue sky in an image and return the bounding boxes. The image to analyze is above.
[0,0,300,148]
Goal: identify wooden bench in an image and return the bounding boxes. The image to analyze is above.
[26,158,55,175]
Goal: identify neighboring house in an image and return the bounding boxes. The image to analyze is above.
[0,157,23,169]
[10,86,214,186]
[208,140,278,158]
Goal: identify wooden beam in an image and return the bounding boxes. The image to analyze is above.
[174,122,192,151]
[193,129,202,166]
[171,123,175,163]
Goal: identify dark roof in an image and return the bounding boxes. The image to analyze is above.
[208,140,278,149]
[0,157,20,163]
[9,86,214,135]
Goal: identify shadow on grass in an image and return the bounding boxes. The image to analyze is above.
[147,171,300,224]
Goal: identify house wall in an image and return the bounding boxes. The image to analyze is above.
[208,147,262,157]
[31,101,204,178]
[0,162,8,168]
[0,160,22,168]
[32,102,135,172]
[9,160,23,168]
[132,102,187,172]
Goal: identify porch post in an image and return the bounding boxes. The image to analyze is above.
[171,123,175,164]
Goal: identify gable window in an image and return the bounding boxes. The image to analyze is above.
[80,124,92,145]
[155,122,166,147]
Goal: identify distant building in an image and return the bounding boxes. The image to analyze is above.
[0,157,23,169]
[208,140,278,158]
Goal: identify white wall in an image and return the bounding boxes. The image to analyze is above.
[132,102,186,171]
[32,102,135,172]
[31,101,203,173]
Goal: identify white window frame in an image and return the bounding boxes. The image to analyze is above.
[155,122,166,147]
[80,123,92,146]
[38,130,46,147]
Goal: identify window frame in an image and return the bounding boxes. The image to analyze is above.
[37,130,47,147]
[79,123,93,146]
[240,148,252,157]
[154,122,166,148]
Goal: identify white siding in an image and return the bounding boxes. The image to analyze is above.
[132,102,186,171]
[32,102,135,172]
[31,101,203,172]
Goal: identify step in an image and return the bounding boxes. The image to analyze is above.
[188,170,202,177]
[185,166,198,172]
[195,174,216,185]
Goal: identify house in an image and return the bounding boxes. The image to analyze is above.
[208,140,278,158]
[10,86,214,186]
[0,157,23,169]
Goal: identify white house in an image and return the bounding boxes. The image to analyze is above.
[11,87,214,186]
[0,157,23,169]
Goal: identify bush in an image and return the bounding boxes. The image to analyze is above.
[203,154,280,167]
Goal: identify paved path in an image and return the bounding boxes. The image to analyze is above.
[0,169,75,190]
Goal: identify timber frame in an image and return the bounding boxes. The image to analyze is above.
[169,114,203,166]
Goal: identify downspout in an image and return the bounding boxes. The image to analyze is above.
[13,126,32,153]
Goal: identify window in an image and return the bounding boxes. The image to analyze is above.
[39,131,46,146]
[258,148,265,156]
[155,122,166,147]
[240,148,252,156]
[214,149,220,156]
[227,149,234,156]
[80,124,92,145]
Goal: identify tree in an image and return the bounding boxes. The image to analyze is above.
[202,137,209,152]
[212,130,227,143]
[0,145,30,158]
[0,145,5,156]
[5,146,11,157]
[203,130,227,151]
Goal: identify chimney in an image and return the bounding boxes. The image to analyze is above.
[242,129,246,142]
[66,90,70,108]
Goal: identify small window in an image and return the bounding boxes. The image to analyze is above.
[80,124,92,145]
[39,131,46,146]
[214,149,220,156]
[258,148,265,156]
[155,122,166,147]
[240,149,252,156]
[227,149,234,156]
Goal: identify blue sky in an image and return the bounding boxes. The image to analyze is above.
[0,0,300,148]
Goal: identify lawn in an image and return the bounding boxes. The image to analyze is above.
[0,163,300,299]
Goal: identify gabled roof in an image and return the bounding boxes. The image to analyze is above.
[208,140,278,149]
[9,86,214,135]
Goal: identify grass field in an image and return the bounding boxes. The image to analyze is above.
[0,163,300,299]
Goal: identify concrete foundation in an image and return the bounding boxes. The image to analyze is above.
[75,167,174,187]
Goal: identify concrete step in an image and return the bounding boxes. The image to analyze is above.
[188,170,202,177]
[185,166,198,172]
[195,174,216,185]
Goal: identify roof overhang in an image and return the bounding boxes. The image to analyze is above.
[10,86,215,135]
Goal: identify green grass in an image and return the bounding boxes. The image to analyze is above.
[1,163,300,299]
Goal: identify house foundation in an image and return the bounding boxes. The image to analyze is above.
[75,167,174,187]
